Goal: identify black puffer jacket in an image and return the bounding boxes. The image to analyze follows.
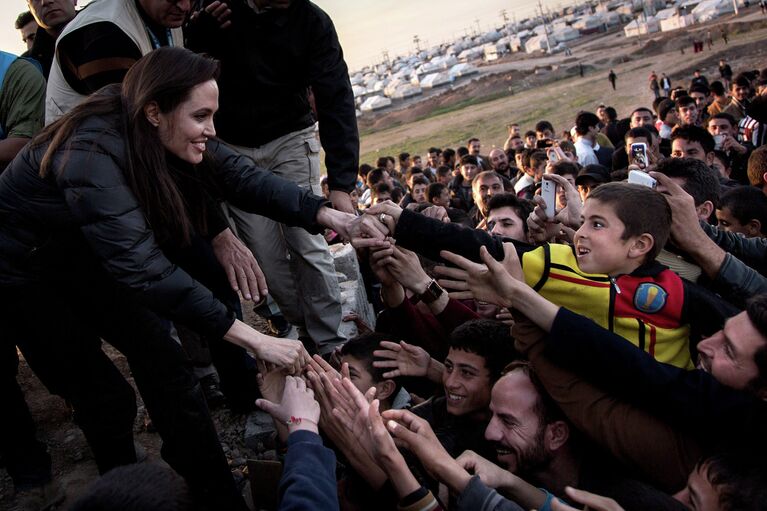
[0,112,327,338]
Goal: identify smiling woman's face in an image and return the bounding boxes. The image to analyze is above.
[156,80,218,164]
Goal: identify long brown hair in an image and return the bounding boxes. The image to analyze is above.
[35,47,220,245]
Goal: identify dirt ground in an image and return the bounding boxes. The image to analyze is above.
[358,9,767,165]
[2,9,767,511]
[0,306,267,511]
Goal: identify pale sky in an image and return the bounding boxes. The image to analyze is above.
[0,0,559,70]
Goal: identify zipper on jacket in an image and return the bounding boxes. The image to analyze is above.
[610,277,622,294]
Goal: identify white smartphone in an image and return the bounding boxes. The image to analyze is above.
[541,178,557,218]
[628,170,657,189]
[713,134,725,151]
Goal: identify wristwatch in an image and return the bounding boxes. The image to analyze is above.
[416,279,444,304]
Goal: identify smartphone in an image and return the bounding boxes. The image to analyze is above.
[548,149,559,163]
[536,139,554,149]
[713,134,725,151]
[541,178,557,218]
[629,143,648,169]
[628,170,657,189]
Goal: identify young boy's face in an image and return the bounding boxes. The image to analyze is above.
[432,188,451,207]
[460,163,479,182]
[574,199,647,276]
[373,192,391,205]
[412,183,428,204]
[716,207,760,238]
[443,348,492,418]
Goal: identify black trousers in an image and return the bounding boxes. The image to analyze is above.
[0,340,52,488]
[0,275,248,510]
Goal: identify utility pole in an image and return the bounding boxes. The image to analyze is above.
[382,50,390,66]
[538,0,552,53]
[500,9,509,35]
[475,18,481,37]
[413,35,421,52]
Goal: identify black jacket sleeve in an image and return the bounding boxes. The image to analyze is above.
[701,221,767,275]
[394,209,536,263]
[55,127,233,339]
[206,139,329,233]
[306,7,359,193]
[546,308,766,437]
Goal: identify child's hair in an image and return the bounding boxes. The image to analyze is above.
[655,157,720,208]
[411,175,430,188]
[587,182,671,262]
[390,186,404,204]
[340,333,401,392]
[486,193,535,234]
[671,125,715,155]
[436,165,452,179]
[372,182,391,198]
[550,160,580,179]
[427,182,446,202]
[529,150,548,170]
[448,319,519,382]
[719,187,767,235]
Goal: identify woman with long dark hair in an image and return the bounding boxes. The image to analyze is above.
[0,47,384,509]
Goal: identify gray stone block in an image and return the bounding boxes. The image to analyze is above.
[244,410,275,451]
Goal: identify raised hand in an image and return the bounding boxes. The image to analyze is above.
[256,375,319,434]
[456,450,512,489]
[435,246,518,308]
[252,335,309,376]
[373,340,434,379]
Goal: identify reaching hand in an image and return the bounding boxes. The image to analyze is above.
[256,361,289,404]
[435,246,519,308]
[545,173,582,229]
[211,228,267,302]
[329,190,357,215]
[649,171,702,251]
[256,375,319,434]
[384,246,432,294]
[365,200,404,234]
[368,242,400,288]
[252,335,309,375]
[456,451,512,490]
[421,205,450,223]
[373,340,432,378]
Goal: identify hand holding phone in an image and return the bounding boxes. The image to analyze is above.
[541,178,557,218]
[629,143,648,170]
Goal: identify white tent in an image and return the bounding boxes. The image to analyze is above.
[692,0,735,22]
[449,63,478,79]
[623,17,660,38]
[660,14,695,31]
[552,26,581,43]
[421,71,453,88]
[574,15,605,34]
[457,46,484,62]
[525,34,550,53]
[387,83,422,100]
[360,95,392,112]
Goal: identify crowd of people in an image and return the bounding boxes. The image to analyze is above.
[2,0,767,511]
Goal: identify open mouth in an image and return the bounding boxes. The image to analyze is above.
[446,393,465,403]
[192,141,207,152]
[576,246,590,256]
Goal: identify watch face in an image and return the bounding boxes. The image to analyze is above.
[422,280,444,303]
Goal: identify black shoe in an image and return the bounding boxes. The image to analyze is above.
[200,374,226,409]
[266,315,292,338]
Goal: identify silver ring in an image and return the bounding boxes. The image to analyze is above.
[380,213,387,224]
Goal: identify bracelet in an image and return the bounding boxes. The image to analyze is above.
[284,416,317,426]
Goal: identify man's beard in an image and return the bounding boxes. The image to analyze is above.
[516,424,555,478]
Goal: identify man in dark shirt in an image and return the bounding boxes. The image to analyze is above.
[188,0,359,355]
